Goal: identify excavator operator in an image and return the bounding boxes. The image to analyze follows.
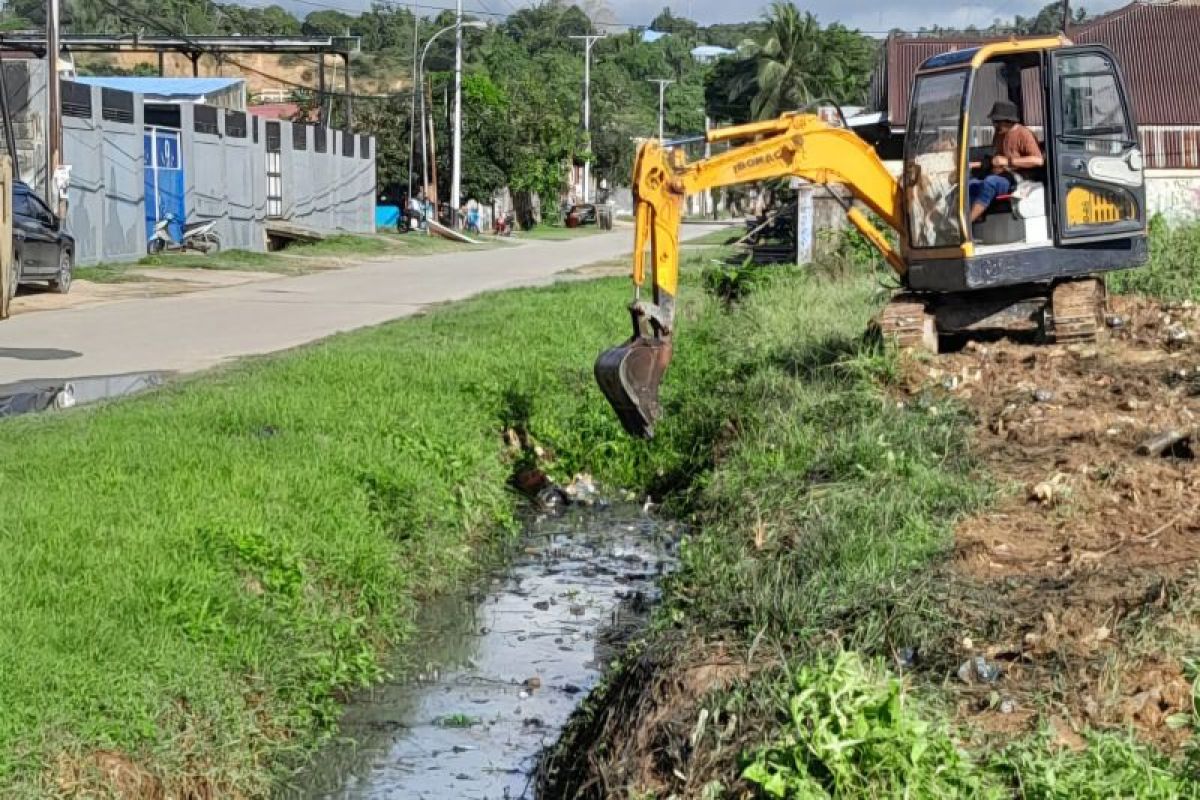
[968,100,1044,224]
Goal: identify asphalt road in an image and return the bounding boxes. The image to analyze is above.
[0,226,720,385]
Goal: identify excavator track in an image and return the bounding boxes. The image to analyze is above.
[1046,278,1105,344]
[876,295,939,353]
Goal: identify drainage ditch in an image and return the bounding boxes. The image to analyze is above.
[290,501,677,799]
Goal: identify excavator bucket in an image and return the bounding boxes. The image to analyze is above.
[594,335,673,439]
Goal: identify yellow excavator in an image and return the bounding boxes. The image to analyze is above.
[596,36,1149,437]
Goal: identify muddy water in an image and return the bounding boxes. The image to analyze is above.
[0,371,167,416]
[291,503,676,799]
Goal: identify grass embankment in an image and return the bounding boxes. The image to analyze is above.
[73,233,483,284]
[540,229,1200,797]
[0,273,656,797]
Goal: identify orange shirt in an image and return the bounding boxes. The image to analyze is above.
[994,124,1042,177]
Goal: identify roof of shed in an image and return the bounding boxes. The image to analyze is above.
[873,1,1200,127]
[72,76,244,99]
[1072,1,1200,126]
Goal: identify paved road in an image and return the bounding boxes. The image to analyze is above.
[0,226,719,384]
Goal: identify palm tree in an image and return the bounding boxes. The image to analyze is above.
[748,2,824,119]
[719,2,875,121]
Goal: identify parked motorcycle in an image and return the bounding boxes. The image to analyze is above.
[494,211,514,237]
[147,214,221,255]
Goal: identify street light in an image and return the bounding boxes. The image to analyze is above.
[418,20,485,220]
[569,33,605,203]
[648,78,674,141]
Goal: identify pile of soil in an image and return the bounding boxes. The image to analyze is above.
[902,295,1200,749]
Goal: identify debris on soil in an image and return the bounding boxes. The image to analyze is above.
[957,655,1002,685]
[900,294,1200,749]
[563,472,600,505]
[1135,429,1195,459]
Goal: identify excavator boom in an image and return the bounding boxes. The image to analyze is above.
[596,113,907,437]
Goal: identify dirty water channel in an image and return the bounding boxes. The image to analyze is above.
[289,501,678,799]
[0,371,168,417]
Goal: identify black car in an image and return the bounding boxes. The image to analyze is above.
[11,181,74,297]
[565,203,597,228]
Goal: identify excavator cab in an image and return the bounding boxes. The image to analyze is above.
[596,37,1148,439]
[903,37,1146,289]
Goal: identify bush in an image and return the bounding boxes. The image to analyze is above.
[742,652,998,799]
[1109,216,1200,301]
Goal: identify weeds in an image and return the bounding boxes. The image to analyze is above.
[702,256,781,305]
[74,234,469,284]
[1110,217,1200,301]
[742,652,997,799]
[991,730,1199,799]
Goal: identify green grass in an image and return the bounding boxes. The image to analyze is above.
[375,231,498,255]
[142,248,279,271]
[0,272,659,797]
[514,224,606,241]
[683,226,744,246]
[1110,217,1200,301]
[72,234,486,285]
[75,249,300,283]
[283,233,398,259]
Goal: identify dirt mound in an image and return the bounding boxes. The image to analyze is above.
[901,294,1200,749]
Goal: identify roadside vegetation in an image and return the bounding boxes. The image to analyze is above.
[72,233,484,284]
[8,214,1199,796]
[0,269,653,796]
[541,220,1200,798]
[512,223,609,242]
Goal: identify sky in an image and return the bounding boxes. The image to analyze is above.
[269,0,1134,35]
[592,0,1133,33]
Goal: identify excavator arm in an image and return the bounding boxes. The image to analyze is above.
[596,113,909,437]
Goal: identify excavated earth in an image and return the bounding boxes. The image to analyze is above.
[901,294,1200,751]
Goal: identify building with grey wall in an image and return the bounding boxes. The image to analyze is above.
[2,59,375,265]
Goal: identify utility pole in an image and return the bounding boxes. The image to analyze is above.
[46,0,62,211]
[1061,0,1070,32]
[648,78,674,141]
[407,6,418,209]
[569,33,605,203]
[703,114,712,217]
[450,0,463,223]
[343,53,352,130]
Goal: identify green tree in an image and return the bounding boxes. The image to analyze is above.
[705,3,877,122]
[302,9,358,36]
[649,7,698,36]
[747,4,825,118]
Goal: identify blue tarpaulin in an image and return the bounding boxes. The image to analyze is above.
[73,76,244,102]
[376,205,400,229]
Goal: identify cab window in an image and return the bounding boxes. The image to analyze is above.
[1057,53,1132,148]
[904,70,967,248]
